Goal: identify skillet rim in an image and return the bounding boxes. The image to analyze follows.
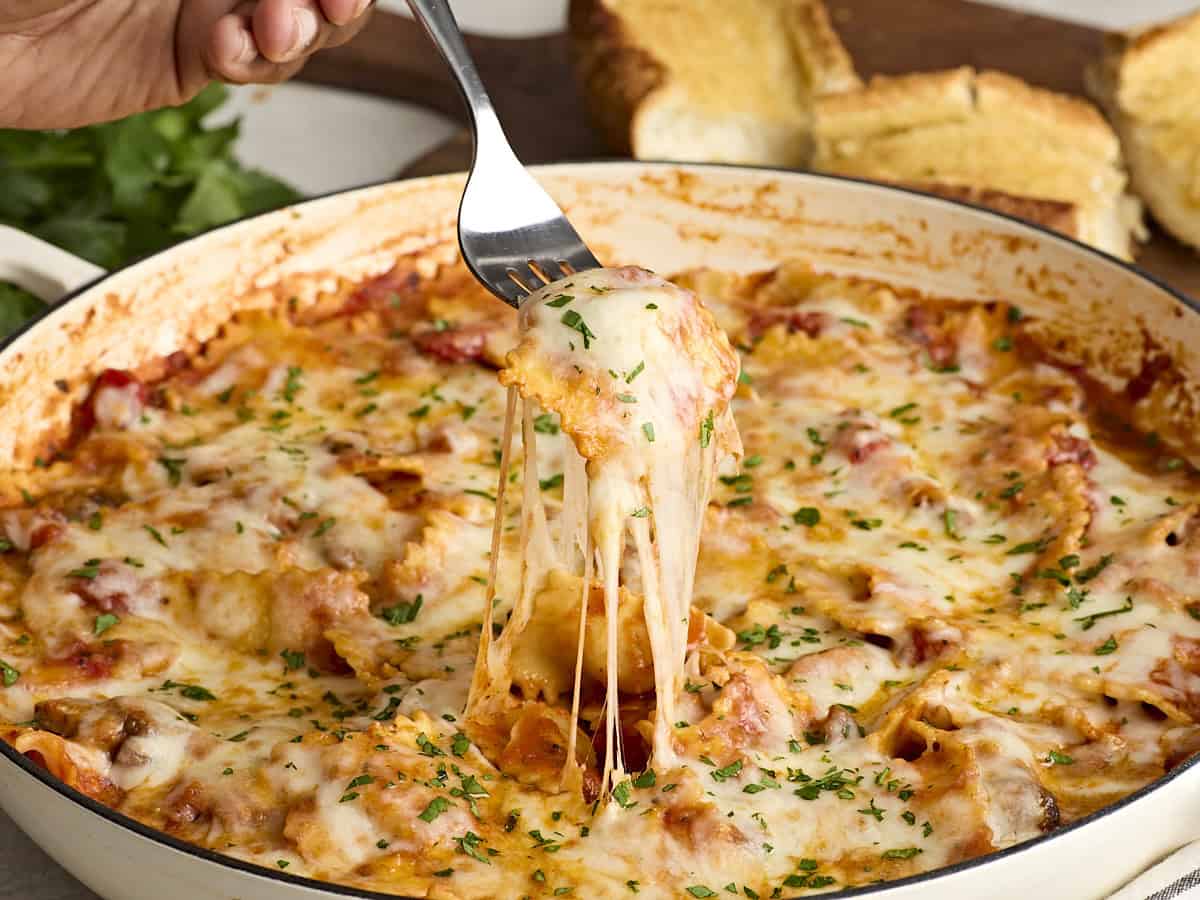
[1,160,1197,900]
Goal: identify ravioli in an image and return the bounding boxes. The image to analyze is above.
[470,266,740,791]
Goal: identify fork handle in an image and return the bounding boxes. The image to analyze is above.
[405,0,511,158]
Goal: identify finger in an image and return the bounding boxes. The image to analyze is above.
[252,0,329,64]
[322,3,372,49]
[206,5,307,85]
[318,0,370,28]
[208,6,258,73]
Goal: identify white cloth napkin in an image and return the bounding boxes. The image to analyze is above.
[1110,842,1200,900]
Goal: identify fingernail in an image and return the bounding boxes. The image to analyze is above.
[290,8,319,55]
[235,26,257,64]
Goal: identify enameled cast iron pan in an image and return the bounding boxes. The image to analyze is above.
[1,162,1198,899]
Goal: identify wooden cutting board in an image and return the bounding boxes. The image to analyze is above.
[298,0,1200,300]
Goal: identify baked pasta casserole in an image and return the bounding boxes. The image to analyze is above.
[2,257,1199,898]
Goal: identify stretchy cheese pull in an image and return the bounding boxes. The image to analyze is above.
[467,266,741,794]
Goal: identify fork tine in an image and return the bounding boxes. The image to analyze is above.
[563,246,603,276]
[411,0,602,309]
[527,260,555,286]
[506,267,535,295]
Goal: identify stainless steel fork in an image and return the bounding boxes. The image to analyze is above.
[406,0,602,308]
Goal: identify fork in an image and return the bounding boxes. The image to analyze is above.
[406,0,602,308]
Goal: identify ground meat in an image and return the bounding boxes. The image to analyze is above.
[832,411,892,463]
[903,305,956,368]
[79,369,147,432]
[411,323,491,363]
[0,508,67,551]
[1047,434,1097,469]
[343,265,421,317]
[71,559,159,615]
[746,309,830,340]
[269,568,369,672]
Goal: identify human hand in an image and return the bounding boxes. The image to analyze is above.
[1,1,373,129]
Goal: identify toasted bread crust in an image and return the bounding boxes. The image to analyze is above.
[816,68,1116,159]
[568,0,665,157]
[1087,10,1200,252]
[812,66,1139,258]
[911,182,1081,239]
[568,0,859,161]
[813,67,974,138]
[975,70,1117,155]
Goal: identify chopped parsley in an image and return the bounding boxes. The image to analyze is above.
[710,760,743,782]
[1075,554,1115,584]
[281,366,304,403]
[418,797,450,822]
[699,410,715,448]
[943,509,962,540]
[0,660,20,687]
[416,733,445,757]
[1006,536,1050,556]
[882,848,923,860]
[737,624,782,649]
[93,613,120,636]
[67,559,102,580]
[455,831,491,864]
[157,456,186,486]
[611,780,636,808]
[560,309,596,348]
[999,480,1025,499]
[793,507,820,527]
[175,683,216,702]
[381,595,423,625]
[1075,597,1133,631]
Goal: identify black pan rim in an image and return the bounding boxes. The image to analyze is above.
[1,160,1197,900]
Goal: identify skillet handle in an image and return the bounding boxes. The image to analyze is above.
[0,225,106,305]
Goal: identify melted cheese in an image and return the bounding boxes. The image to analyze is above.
[469,267,740,790]
[1,262,1199,899]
